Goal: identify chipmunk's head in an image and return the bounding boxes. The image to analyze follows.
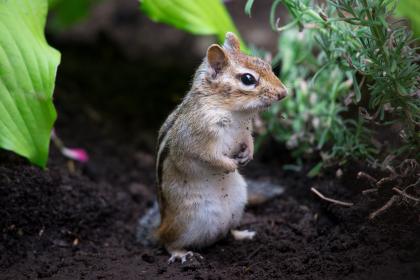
[202,32,287,112]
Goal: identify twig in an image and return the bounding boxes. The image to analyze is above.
[357,171,377,184]
[310,187,354,207]
[404,177,420,191]
[392,187,420,203]
[369,195,399,219]
[362,188,378,195]
[376,176,395,187]
[399,159,418,177]
[385,165,398,177]
[358,75,366,91]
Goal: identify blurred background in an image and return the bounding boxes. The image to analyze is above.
[49,0,279,131]
[47,0,420,173]
[48,0,298,174]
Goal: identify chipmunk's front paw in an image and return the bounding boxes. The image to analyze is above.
[168,250,203,264]
[231,229,256,240]
[233,143,253,166]
[222,158,238,173]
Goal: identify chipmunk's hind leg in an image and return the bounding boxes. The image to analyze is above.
[231,229,256,241]
[167,248,204,264]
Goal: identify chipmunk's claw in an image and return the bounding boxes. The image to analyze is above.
[234,143,252,166]
[168,250,203,264]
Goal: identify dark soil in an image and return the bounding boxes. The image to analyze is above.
[1,1,420,279]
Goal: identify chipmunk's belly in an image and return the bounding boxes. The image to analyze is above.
[178,172,247,248]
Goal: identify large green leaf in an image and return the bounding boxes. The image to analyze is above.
[396,0,420,37]
[0,0,60,167]
[48,0,101,31]
[140,0,248,51]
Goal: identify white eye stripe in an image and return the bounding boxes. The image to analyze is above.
[236,67,259,81]
[236,67,259,89]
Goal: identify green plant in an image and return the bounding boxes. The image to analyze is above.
[139,0,248,52]
[260,28,375,174]
[0,0,60,167]
[256,0,419,174]
[48,0,102,31]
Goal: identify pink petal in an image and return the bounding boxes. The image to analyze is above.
[61,148,89,163]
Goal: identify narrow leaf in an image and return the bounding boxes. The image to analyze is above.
[245,0,255,17]
[352,72,362,103]
[307,162,323,177]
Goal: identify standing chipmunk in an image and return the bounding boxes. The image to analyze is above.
[155,32,286,263]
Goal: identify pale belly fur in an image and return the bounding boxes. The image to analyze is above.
[162,169,247,248]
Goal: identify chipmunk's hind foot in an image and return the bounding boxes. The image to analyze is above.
[168,250,203,264]
[231,229,256,240]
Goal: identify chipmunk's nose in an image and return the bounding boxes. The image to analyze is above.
[276,87,287,100]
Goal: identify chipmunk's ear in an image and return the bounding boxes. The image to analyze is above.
[223,32,240,53]
[207,44,228,73]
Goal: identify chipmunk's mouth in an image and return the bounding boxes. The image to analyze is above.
[250,100,274,112]
[261,102,272,109]
[239,96,280,112]
[260,96,280,108]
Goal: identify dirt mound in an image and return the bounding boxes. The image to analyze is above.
[1,149,419,280]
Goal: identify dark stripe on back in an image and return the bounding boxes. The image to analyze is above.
[157,113,177,148]
[156,143,169,221]
[155,109,180,221]
[156,108,179,185]
[155,138,170,221]
[156,143,169,186]
[156,114,176,186]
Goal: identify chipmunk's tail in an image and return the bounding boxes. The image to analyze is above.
[246,179,285,206]
[136,200,160,246]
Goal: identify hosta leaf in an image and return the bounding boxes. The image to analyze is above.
[48,0,102,31]
[0,0,60,167]
[396,0,420,37]
[139,0,248,52]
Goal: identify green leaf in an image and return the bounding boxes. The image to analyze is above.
[245,0,255,17]
[307,162,323,177]
[139,0,248,52]
[48,0,101,31]
[352,72,362,103]
[0,0,61,167]
[396,0,420,37]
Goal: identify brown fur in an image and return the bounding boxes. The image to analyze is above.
[155,209,183,245]
[197,38,286,112]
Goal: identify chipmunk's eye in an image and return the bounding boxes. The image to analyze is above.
[240,73,257,86]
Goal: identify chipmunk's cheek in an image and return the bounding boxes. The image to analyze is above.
[259,88,276,102]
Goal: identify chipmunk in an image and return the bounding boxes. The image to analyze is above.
[155,32,286,263]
